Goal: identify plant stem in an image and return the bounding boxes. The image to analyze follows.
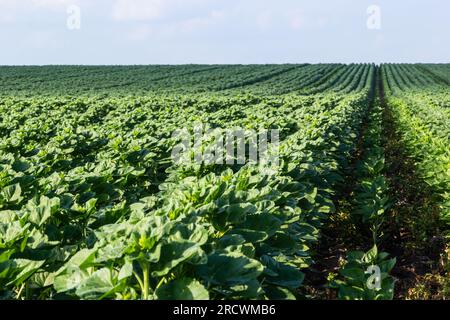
[16,283,26,300]
[133,271,144,293]
[155,277,166,290]
[142,264,150,300]
[25,281,31,300]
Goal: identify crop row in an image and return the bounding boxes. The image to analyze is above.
[381,64,449,232]
[0,65,378,97]
[0,85,373,299]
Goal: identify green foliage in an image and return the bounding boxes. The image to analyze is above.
[382,64,450,230]
[331,246,396,300]
[0,64,447,300]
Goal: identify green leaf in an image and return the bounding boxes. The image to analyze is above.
[118,260,133,281]
[213,203,256,230]
[340,267,366,284]
[7,259,46,286]
[26,196,60,227]
[261,255,305,288]
[197,252,263,286]
[264,285,296,300]
[152,240,203,277]
[363,245,378,264]
[75,268,117,300]
[155,278,209,300]
[54,269,89,293]
[1,184,22,204]
[231,212,282,243]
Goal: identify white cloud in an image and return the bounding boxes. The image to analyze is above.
[179,10,224,33]
[0,0,19,5]
[1,0,449,65]
[111,0,212,22]
[0,0,80,9]
[127,9,225,40]
[0,0,82,22]
[31,0,75,8]
[112,0,165,21]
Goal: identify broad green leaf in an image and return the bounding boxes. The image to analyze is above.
[197,252,264,286]
[75,268,117,300]
[155,278,209,300]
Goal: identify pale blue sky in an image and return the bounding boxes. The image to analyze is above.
[0,0,449,65]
